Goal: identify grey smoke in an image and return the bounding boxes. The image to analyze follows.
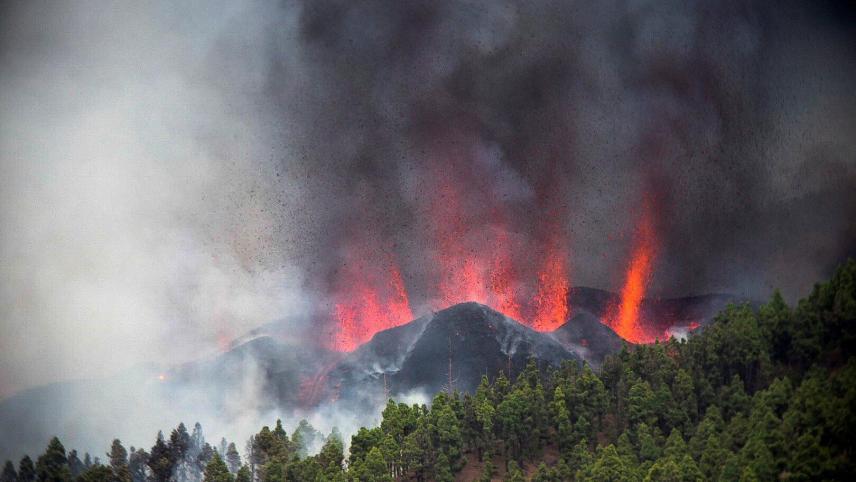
[0,0,854,462]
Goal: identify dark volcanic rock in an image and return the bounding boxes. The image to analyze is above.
[551,312,626,366]
[323,302,581,407]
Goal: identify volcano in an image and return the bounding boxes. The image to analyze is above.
[311,302,581,408]
[0,288,745,460]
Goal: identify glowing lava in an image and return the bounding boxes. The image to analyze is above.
[530,241,570,331]
[331,263,413,351]
[606,200,657,343]
[328,212,414,352]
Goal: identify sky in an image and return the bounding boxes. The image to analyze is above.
[1,0,855,400]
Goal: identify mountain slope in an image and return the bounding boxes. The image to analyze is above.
[318,302,581,407]
[550,312,626,366]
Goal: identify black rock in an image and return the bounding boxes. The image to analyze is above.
[320,302,581,408]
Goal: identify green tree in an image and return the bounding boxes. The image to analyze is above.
[36,437,70,482]
[202,453,232,482]
[531,462,558,482]
[635,423,660,462]
[567,438,592,475]
[678,455,703,482]
[66,452,83,480]
[224,443,240,474]
[317,430,345,477]
[18,456,36,482]
[478,456,495,482]
[739,433,776,481]
[291,420,320,459]
[234,466,251,482]
[628,379,657,428]
[433,453,453,482]
[128,449,148,482]
[108,439,130,482]
[363,447,391,482]
[586,445,637,482]
[644,458,681,482]
[147,431,173,482]
[349,427,383,468]
[433,403,464,472]
[698,434,727,480]
[662,429,686,460]
[1,462,16,482]
[76,466,112,482]
[505,460,525,482]
[758,290,792,362]
[717,453,740,482]
[739,466,759,482]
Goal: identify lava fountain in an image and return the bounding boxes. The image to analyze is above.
[605,198,658,343]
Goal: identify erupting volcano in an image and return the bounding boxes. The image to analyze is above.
[325,149,578,351]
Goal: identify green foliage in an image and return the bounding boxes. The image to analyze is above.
[35,437,70,482]
[107,439,130,482]
[12,261,856,482]
[234,466,251,482]
[76,465,111,482]
[146,432,172,482]
[505,460,525,482]
[0,461,16,482]
[18,456,36,482]
[203,453,233,482]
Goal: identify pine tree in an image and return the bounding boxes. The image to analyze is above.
[108,439,130,482]
[587,445,636,482]
[363,447,391,482]
[433,453,453,482]
[662,429,687,460]
[214,443,234,474]
[35,437,70,482]
[234,466,250,482]
[478,454,495,482]
[318,432,345,479]
[567,438,592,475]
[717,453,741,482]
[644,457,681,482]
[698,434,726,480]
[18,456,36,482]
[148,431,174,482]
[402,419,431,481]
[531,462,557,482]
[434,404,464,472]
[504,461,525,482]
[202,454,232,482]
[291,420,320,459]
[128,449,148,482]
[679,454,703,482]
[1,461,16,482]
[76,466,112,482]
[552,386,574,452]
[635,423,660,462]
[65,451,83,480]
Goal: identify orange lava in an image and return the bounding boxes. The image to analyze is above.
[530,241,570,331]
[326,145,577,351]
[606,200,657,343]
[331,262,413,351]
